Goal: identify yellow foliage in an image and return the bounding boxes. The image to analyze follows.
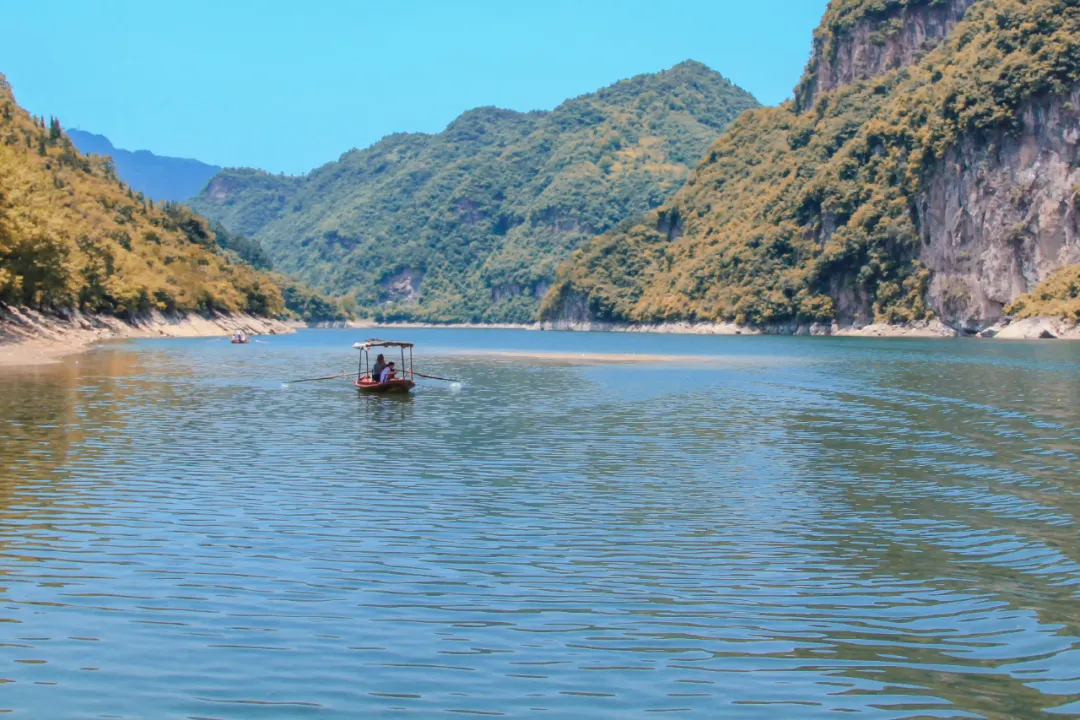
[1006,264,1080,319]
[0,74,283,316]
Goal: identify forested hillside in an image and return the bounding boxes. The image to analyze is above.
[66,129,221,203]
[542,0,1080,330]
[191,61,759,322]
[0,74,284,317]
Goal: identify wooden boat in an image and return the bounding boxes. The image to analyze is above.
[353,339,416,394]
[284,339,456,393]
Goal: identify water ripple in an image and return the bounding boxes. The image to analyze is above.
[0,330,1077,717]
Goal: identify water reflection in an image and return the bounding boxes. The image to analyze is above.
[0,331,1077,717]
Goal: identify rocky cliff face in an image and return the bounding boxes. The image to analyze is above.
[806,0,1080,330]
[807,87,1080,331]
[917,90,1080,329]
[797,0,977,111]
[541,0,1080,332]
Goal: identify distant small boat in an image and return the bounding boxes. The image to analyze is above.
[353,339,416,394]
[231,333,250,345]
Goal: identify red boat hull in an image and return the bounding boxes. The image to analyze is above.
[355,377,415,394]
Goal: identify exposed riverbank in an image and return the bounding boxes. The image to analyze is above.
[320,316,1080,340]
[0,305,295,368]
[10,308,1068,369]
[543,317,1080,339]
[538,319,961,338]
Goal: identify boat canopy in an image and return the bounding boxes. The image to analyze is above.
[353,339,415,350]
[354,338,416,387]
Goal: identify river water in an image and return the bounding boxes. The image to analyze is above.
[0,328,1078,718]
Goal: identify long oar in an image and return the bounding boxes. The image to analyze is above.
[285,371,361,384]
[414,371,462,383]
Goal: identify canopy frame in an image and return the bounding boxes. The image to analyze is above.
[354,339,414,383]
[353,339,414,349]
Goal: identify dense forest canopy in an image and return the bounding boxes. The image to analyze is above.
[542,0,1080,326]
[191,61,760,323]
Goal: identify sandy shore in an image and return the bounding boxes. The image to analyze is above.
[443,348,801,366]
[0,306,294,368]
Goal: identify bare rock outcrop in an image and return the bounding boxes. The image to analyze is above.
[799,0,1079,330]
[380,267,425,304]
[797,0,976,111]
[982,317,1080,339]
[917,91,1080,329]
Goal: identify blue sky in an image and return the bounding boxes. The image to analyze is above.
[1,0,829,175]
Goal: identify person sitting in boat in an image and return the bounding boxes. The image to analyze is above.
[379,361,397,383]
[370,354,387,383]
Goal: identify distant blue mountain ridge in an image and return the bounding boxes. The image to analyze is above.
[66,129,221,203]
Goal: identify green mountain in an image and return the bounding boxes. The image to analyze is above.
[542,0,1080,331]
[190,61,760,323]
[66,129,221,203]
[0,74,284,317]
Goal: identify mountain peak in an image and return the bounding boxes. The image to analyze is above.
[66,129,221,202]
[190,63,760,323]
[543,0,1080,332]
[667,59,715,75]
